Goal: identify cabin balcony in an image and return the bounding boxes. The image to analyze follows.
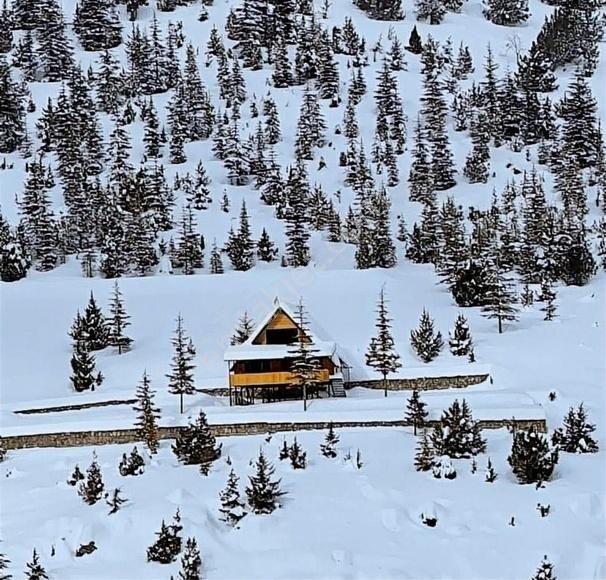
[231,369,330,387]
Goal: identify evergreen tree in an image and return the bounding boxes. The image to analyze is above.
[415,0,446,24]
[366,288,401,396]
[227,200,255,271]
[0,57,26,154]
[246,450,284,514]
[405,388,428,435]
[172,411,221,473]
[482,0,529,26]
[209,240,224,274]
[432,455,457,479]
[539,279,557,321]
[106,487,127,514]
[448,313,473,357]
[178,537,202,580]
[219,469,247,527]
[288,299,322,411]
[288,437,307,469]
[285,174,311,267]
[508,427,558,484]
[81,292,109,351]
[67,464,85,486]
[408,116,434,202]
[485,457,498,482]
[73,0,122,51]
[133,371,161,454]
[320,423,340,458]
[36,0,74,82]
[0,547,10,580]
[230,311,256,345]
[146,520,181,564]
[431,399,486,457]
[70,343,103,392]
[78,454,105,504]
[107,281,132,353]
[187,162,212,211]
[407,25,423,54]
[414,431,435,471]
[167,314,197,414]
[463,112,491,184]
[552,404,599,453]
[118,446,145,476]
[410,309,443,363]
[483,256,519,333]
[257,228,278,262]
[532,556,556,580]
[24,550,47,580]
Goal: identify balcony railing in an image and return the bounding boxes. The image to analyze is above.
[231,369,330,387]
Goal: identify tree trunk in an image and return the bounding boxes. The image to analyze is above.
[180,392,184,414]
[498,314,503,334]
[383,373,388,397]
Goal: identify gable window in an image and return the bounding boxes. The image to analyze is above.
[265,328,298,345]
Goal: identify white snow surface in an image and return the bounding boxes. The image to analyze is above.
[0,0,605,577]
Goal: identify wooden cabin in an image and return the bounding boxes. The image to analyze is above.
[224,299,350,405]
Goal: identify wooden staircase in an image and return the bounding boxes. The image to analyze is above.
[330,377,346,398]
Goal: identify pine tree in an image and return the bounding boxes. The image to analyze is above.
[167,314,196,414]
[279,440,290,461]
[107,281,132,353]
[230,311,256,345]
[106,487,127,514]
[320,423,340,458]
[246,450,284,514]
[209,240,224,274]
[407,25,423,54]
[484,457,498,482]
[257,228,277,262]
[410,309,443,363]
[532,556,556,580]
[366,288,401,396]
[36,0,74,82]
[508,426,558,484]
[0,57,26,154]
[539,279,557,321]
[482,257,519,334]
[285,176,311,267]
[118,446,145,476]
[482,0,529,26]
[227,200,255,271]
[133,371,161,454]
[405,389,428,435]
[288,299,322,411]
[73,0,122,51]
[172,411,221,473]
[448,314,473,357]
[146,520,181,564]
[24,550,47,580]
[414,431,435,471]
[0,547,11,580]
[552,404,599,453]
[78,454,105,504]
[178,537,202,580]
[82,292,109,351]
[70,344,103,392]
[415,0,446,24]
[67,464,85,486]
[219,469,247,527]
[463,111,490,183]
[431,399,486,458]
[432,455,457,479]
[288,437,307,469]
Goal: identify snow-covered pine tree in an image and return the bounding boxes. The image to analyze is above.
[36,0,74,82]
[431,399,486,457]
[285,171,311,268]
[257,228,277,262]
[432,456,457,479]
[178,537,202,580]
[288,437,307,469]
[448,313,473,357]
[0,547,10,580]
[230,311,256,345]
[118,446,145,476]
[415,0,446,24]
[133,371,161,454]
[107,281,132,353]
[246,450,284,514]
[172,411,221,473]
[410,309,443,363]
[463,111,491,183]
[482,0,529,26]
[414,430,435,471]
[287,299,322,411]
[508,426,558,484]
[209,240,224,274]
[146,520,181,564]
[78,454,105,504]
[532,556,556,580]
[484,457,498,482]
[552,404,599,453]
[67,464,85,486]
[167,314,196,414]
[73,0,122,51]
[24,549,47,580]
[219,468,247,527]
[539,279,557,321]
[366,288,401,397]
[407,25,423,54]
[227,200,255,271]
[405,388,429,435]
[482,255,519,334]
[70,343,103,392]
[0,57,26,154]
[81,292,109,351]
[320,423,340,458]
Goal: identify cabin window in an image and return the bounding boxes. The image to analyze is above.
[265,328,298,345]
[244,360,270,372]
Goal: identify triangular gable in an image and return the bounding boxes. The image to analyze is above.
[245,298,315,346]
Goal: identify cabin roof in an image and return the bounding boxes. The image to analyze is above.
[223,297,344,364]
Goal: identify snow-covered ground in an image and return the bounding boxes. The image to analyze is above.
[1,0,606,576]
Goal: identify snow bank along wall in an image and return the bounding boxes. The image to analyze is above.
[0,417,546,450]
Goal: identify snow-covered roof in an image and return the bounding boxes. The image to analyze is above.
[224,297,345,364]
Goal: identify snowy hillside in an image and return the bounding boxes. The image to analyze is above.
[0,0,605,577]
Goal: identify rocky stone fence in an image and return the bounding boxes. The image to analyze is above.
[0,416,545,450]
[347,374,490,391]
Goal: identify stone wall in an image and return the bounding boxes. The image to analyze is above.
[0,416,546,450]
[348,374,490,391]
[14,399,137,415]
